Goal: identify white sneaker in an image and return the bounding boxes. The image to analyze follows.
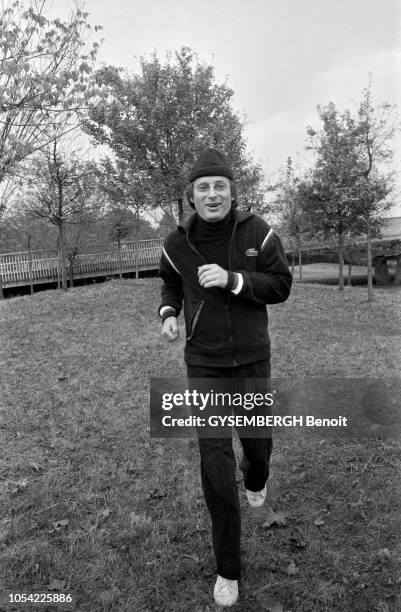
[213,574,239,607]
[246,485,267,508]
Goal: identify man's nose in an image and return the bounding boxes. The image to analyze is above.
[207,186,217,199]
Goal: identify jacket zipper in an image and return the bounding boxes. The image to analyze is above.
[186,223,238,366]
[228,221,238,271]
[185,233,206,341]
[186,300,205,340]
[186,232,207,263]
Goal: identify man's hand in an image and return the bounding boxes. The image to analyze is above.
[198,264,228,289]
[161,316,179,342]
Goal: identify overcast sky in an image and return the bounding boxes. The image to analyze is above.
[55,0,401,214]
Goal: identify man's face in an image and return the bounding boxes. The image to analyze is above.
[192,176,232,222]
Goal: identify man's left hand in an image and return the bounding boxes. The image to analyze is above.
[198,264,228,289]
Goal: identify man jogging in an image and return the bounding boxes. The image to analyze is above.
[158,149,292,607]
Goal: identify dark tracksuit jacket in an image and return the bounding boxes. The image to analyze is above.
[158,209,292,367]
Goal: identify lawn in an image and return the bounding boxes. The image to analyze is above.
[292,263,369,282]
[0,279,400,611]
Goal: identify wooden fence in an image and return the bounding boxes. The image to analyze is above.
[0,239,164,288]
[2,233,400,290]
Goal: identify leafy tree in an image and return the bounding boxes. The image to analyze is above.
[0,174,21,296]
[353,81,398,300]
[305,82,398,294]
[104,205,135,278]
[271,158,311,279]
[0,196,57,298]
[0,174,20,219]
[84,47,266,223]
[97,207,156,243]
[105,206,135,242]
[9,212,57,292]
[96,157,153,232]
[0,0,101,187]
[95,157,156,276]
[236,157,268,214]
[0,211,53,294]
[305,102,370,290]
[157,210,178,237]
[1,209,56,249]
[63,208,100,287]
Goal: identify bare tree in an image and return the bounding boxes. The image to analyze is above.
[23,135,98,291]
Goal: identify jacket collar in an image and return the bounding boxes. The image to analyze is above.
[178,208,253,232]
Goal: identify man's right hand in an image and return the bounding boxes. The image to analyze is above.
[161,316,179,342]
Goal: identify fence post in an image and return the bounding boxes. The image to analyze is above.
[28,248,34,295]
[135,240,139,279]
[367,222,373,301]
[69,259,75,288]
[117,239,123,279]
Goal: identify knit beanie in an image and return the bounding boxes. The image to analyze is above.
[189,148,234,182]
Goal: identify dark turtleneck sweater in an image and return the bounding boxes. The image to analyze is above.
[190,211,234,270]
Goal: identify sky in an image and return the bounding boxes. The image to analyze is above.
[55,0,401,215]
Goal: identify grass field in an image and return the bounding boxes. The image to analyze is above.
[292,263,369,282]
[290,263,399,287]
[0,279,400,611]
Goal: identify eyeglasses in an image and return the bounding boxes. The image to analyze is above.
[195,181,229,192]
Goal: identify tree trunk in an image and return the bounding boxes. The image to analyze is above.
[69,260,74,288]
[134,240,139,279]
[58,221,67,292]
[367,222,373,301]
[56,233,61,289]
[177,198,184,225]
[347,262,352,287]
[135,206,139,279]
[0,243,4,299]
[298,247,302,282]
[338,230,344,291]
[0,231,4,298]
[117,237,123,279]
[28,246,34,295]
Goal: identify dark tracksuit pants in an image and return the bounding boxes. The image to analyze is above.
[186,359,272,580]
